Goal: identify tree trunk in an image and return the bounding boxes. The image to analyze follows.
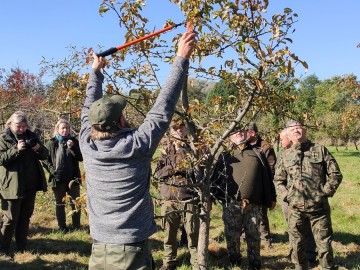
[197,189,212,269]
[354,141,358,150]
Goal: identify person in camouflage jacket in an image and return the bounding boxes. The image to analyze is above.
[274,121,342,270]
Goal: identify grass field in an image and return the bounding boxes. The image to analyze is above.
[0,146,359,269]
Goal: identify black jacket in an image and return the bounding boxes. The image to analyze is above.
[42,136,83,187]
[211,143,276,207]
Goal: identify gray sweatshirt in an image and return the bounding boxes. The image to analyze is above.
[80,57,189,244]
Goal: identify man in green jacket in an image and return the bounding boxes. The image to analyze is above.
[274,120,342,270]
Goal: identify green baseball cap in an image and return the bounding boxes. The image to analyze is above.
[89,95,127,131]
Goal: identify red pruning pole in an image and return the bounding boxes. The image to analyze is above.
[97,22,184,57]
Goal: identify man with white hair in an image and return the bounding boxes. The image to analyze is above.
[274,120,342,270]
[278,127,317,264]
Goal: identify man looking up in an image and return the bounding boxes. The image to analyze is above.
[211,125,276,270]
[274,120,342,270]
[80,30,196,270]
[278,127,318,265]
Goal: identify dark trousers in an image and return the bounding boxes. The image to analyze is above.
[52,181,81,229]
[0,191,37,252]
[259,205,271,243]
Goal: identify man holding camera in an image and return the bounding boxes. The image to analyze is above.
[0,111,48,260]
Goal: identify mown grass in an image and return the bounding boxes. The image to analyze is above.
[0,146,359,269]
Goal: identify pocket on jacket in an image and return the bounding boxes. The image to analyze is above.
[308,158,323,178]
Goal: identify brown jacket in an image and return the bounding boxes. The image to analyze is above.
[252,137,276,175]
[155,139,196,200]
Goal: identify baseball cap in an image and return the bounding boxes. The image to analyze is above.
[285,120,302,128]
[245,122,258,132]
[89,95,127,131]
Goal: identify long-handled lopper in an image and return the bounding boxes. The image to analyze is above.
[97,22,184,57]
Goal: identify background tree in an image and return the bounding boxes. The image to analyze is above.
[311,75,360,148]
[0,67,47,136]
[205,79,238,104]
[40,0,307,268]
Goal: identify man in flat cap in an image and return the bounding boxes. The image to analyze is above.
[274,120,342,270]
[79,30,196,270]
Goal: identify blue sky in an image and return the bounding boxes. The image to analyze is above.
[1,1,359,83]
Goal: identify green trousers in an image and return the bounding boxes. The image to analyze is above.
[161,200,199,269]
[0,191,37,252]
[88,239,153,270]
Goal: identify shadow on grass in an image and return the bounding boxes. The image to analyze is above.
[0,257,87,270]
[334,150,360,157]
[334,232,360,245]
[270,232,289,244]
[335,250,360,269]
[206,253,294,270]
[28,238,92,257]
[29,224,90,236]
[148,238,165,269]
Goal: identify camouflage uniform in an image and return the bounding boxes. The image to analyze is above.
[222,200,261,268]
[161,200,199,269]
[274,140,342,270]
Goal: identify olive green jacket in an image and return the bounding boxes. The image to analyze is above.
[274,140,342,212]
[0,128,48,199]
